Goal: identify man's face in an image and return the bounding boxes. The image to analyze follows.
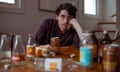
[56,10,73,32]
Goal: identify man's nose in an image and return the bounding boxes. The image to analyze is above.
[63,18,69,24]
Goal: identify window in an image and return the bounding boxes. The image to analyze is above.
[0,0,15,4]
[0,0,25,13]
[84,0,97,15]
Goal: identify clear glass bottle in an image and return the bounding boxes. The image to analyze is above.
[80,32,93,67]
[0,34,11,64]
[26,33,35,60]
[12,35,26,66]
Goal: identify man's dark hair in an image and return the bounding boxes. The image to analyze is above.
[56,3,77,18]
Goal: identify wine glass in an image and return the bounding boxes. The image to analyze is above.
[34,58,45,72]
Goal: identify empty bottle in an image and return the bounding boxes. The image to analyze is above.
[12,35,26,66]
[0,34,11,64]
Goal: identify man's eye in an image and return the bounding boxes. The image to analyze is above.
[61,15,65,18]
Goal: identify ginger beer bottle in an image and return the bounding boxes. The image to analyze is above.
[26,33,35,60]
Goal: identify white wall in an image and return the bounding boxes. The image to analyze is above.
[117,0,120,32]
[77,0,103,31]
[0,0,55,41]
[102,0,116,22]
[0,0,117,41]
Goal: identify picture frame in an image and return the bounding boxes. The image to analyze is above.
[38,0,76,12]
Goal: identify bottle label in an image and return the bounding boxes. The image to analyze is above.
[35,47,42,57]
[99,44,104,56]
[12,54,25,62]
[12,56,20,62]
[26,45,35,57]
[80,46,93,66]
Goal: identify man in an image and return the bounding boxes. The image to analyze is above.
[35,3,83,48]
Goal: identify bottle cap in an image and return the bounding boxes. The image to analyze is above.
[1,34,7,38]
[15,35,21,38]
[103,30,108,34]
[81,33,92,40]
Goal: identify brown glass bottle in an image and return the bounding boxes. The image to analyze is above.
[98,30,112,63]
[91,32,99,62]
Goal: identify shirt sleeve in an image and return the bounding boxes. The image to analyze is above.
[35,19,49,45]
[72,34,80,48]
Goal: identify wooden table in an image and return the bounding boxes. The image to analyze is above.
[56,46,79,61]
[0,46,103,72]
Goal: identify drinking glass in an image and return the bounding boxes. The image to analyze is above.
[67,54,79,71]
[34,58,45,72]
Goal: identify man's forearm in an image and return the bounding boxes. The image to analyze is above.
[71,19,83,40]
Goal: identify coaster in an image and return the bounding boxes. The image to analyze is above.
[45,58,62,72]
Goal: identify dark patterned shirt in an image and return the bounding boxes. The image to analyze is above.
[35,19,80,48]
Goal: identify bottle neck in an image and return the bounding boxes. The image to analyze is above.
[101,33,112,44]
[27,34,35,45]
[91,32,98,43]
[13,35,25,54]
[0,36,10,51]
[102,33,111,40]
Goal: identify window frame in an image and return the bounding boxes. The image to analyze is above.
[0,0,25,14]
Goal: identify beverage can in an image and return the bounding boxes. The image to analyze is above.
[80,45,93,67]
[103,44,119,72]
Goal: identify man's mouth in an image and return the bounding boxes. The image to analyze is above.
[62,24,67,30]
[63,24,68,29]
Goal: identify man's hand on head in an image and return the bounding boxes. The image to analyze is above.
[69,18,79,28]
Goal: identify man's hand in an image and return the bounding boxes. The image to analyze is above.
[70,18,80,29]
[70,18,78,25]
